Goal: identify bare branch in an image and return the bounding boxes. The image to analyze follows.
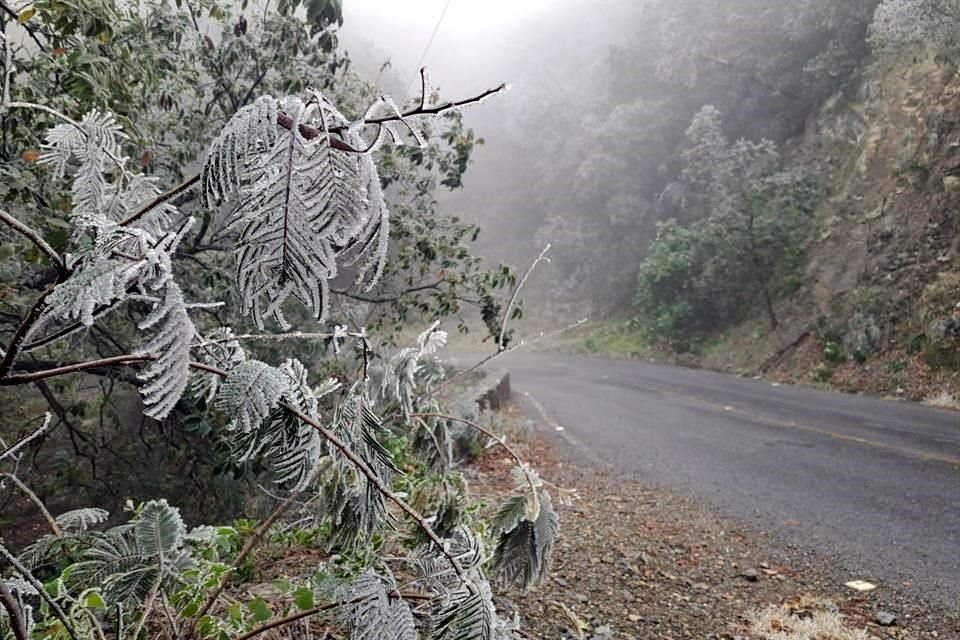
[0,288,56,380]
[120,174,200,227]
[0,543,79,640]
[182,479,313,639]
[0,412,51,462]
[0,582,29,640]
[418,317,586,406]
[0,208,67,274]
[232,602,340,640]
[0,354,151,385]
[498,244,550,351]
[0,472,63,537]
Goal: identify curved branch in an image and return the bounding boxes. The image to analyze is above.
[0,543,78,640]
[498,244,549,351]
[0,582,28,640]
[0,209,67,275]
[0,288,55,380]
[0,472,63,536]
[184,477,310,638]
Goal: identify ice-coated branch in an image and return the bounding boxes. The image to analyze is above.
[0,412,51,462]
[120,78,508,228]
[189,361,467,582]
[498,243,550,351]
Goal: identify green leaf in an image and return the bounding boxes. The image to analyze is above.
[84,591,105,609]
[226,602,242,624]
[293,587,314,611]
[248,597,271,622]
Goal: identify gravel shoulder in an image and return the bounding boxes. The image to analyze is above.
[467,404,960,640]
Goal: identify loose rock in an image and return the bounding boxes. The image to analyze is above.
[875,610,897,626]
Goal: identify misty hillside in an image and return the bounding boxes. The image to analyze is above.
[343,0,960,403]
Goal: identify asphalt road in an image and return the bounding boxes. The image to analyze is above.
[493,352,960,607]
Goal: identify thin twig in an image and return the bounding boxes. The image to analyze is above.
[232,602,340,640]
[412,412,539,498]
[130,571,164,640]
[0,472,63,536]
[234,591,431,640]
[0,208,67,274]
[0,582,28,640]
[498,244,550,351]
[4,100,82,128]
[0,354,151,385]
[1,29,11,111]
[423,317,588,407]
[120,174,200,227]
[183,472,317,639]
[0,543,79,640]
[0,412,51,462]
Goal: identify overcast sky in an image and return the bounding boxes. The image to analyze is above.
[340,0,568,96]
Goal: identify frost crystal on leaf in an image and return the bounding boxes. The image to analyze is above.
[202,91,393,327]
[136,281,197,420]
[214,360,290,433]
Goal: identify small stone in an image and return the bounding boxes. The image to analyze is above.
[741,568,759,582]
[875,611,897,626]
[944,176,960,192]
[627,613,641,622]
[553,576,570,588]
[590,624,613,640]
[622,590,635,602]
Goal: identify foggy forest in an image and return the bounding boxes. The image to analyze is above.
[0,1,958,639]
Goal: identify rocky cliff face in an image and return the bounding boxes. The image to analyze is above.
[714,56,960,402]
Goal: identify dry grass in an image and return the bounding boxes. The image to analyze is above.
[747,602,874,640]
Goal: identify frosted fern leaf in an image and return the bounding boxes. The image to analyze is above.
[214,360,290,432]
[491,491,557,592]
[55,507,109,534]
[134,499,185,558]
[42,256,132,327]
[381,322,447,417]
[336,572,416,640]
[38,109,125,179]
[39,110,127,230]
[388,599,418,640]
[202,95,279,205]
[232,359,324,490]
[233,98,344,328]
[432,576,497,640]
[68,500,193,605]
[316,386,398,548]
[136,282,197,420]
[203,91,394,327]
